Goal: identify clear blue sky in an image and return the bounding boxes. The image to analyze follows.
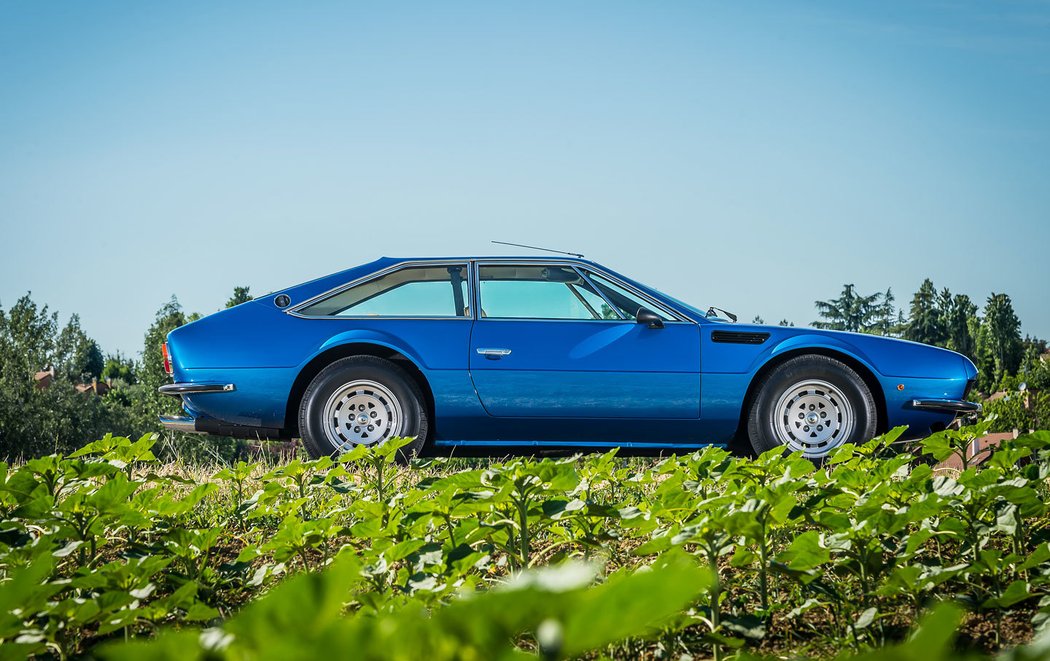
[2,1,1048,358]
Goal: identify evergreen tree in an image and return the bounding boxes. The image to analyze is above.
[890,310,909,338]
[226,286,253,309]
[54,314,104,382]
[778,319,795,327]
[942,293,977,360]
[752,315,765,325]
[971,315,996,392]
[813,284,887,333]
[904,279,945,346]
[982,292,1023,388]
[869,288,897,336]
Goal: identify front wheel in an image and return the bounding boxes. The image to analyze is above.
[746,355,877,460]
[298,356,428,460]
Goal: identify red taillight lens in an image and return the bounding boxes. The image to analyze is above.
[162,342,173,375]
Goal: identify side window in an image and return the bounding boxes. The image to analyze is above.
[583,270,672,320]
[298,265,468,317]
[478,265,613,320]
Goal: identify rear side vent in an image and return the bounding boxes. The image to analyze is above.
[711,330,770,345]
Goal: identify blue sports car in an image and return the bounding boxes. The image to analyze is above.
[159,256,980,460]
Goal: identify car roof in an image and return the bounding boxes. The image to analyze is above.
[377,255,602,266]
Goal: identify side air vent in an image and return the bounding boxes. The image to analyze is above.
[711,330,770,345]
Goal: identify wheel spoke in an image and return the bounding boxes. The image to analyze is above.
[321,380,403,451]
[772,379,855,459]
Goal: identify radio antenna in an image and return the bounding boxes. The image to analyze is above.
[491,240,585,258]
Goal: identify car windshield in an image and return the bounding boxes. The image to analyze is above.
[632,283,707,321]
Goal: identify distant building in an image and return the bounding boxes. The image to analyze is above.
[75,378,111,396]
[34,367,111,396]
[34,367,55,390]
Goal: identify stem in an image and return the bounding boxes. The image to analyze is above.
[517,495,530,569]
[443,513,456,548]
[759,532,769,612]
[709,551,722,661]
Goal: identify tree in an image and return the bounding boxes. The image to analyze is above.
[812,284,888,333]
[101,353,137,385]
[135,296,190,432]
[53,314,104,382]
[904,279,945,346]
[752,315,765,325]
[981,293,1023,389]
[2,293,57,372]
[942,293,977,360]
[0,294,134,458]
[778,319,794,327]
[870,288,897,336]
[226,286,253,308]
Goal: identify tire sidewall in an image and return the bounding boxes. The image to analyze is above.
[747,355,877,458]
[299,357,428,461]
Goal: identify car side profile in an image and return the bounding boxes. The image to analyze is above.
[159,256,980,461]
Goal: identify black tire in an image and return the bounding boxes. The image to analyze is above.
[745,354,877,460]
[298,356,429,462]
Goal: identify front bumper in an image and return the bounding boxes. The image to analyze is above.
[910,398,983,415]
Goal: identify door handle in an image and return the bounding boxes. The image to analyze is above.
[476,348,512,358]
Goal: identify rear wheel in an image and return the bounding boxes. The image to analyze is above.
[298,356,428,461]
[746,355,877,460]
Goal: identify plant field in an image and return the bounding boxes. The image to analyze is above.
[4,424,1050,659]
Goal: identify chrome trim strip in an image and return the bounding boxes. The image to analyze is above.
[158,383,236,397]
[286,260,474,319]
[574,265,681,321]
[573,265,626,319]
[283,257,696,324]
[473,258,690,323]
[910,399,983,414]
[159,415,203,433]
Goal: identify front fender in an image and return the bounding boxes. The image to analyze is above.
[765,333,880,376]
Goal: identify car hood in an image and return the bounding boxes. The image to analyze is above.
[705,322,978,380]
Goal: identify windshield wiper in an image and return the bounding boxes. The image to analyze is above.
[705,306,738,322]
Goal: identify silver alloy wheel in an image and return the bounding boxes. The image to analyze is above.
[321,379,404,451]
[771,379,855,458]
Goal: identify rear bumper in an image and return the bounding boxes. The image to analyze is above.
[159,415,200,434]
[910,399,982,415]
[159,382,235,396]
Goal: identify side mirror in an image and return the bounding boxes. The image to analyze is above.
[636,308,664,329]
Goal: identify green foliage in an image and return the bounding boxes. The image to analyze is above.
[812,284,894,334]
[4,427,1050,659]
[981,293,1024,390]
[943,292,978,360]
[0,295,138,458]
[905,279,945,346]
[225,286,253,309]
[101,353,137,385]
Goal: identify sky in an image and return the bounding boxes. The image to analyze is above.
[1,1,1048,358]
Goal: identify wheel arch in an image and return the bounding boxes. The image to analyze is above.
[284,342,436,438]
[732,347,888,452]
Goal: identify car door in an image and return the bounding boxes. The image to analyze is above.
[468,262,700,419]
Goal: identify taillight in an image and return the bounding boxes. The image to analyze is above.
[162,342,173,376]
